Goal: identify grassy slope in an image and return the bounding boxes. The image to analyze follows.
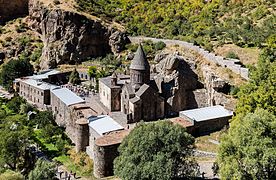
[75,0,275,51]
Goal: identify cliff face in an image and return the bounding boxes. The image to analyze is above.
[28,0,112,69]
[0,0,29,24]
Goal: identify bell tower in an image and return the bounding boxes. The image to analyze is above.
[129,44,150,89]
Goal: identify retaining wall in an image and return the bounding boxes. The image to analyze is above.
[129,36,249,80]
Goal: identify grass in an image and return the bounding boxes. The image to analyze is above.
[195,130,226,153]
[215,44,260,66]
[53,149,93,178]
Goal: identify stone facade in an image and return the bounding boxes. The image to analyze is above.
[18,79,51,109]
[50,89,70,126]
[93,143,120,178]
[121,84,164,123]
[99,77,121,111]
[99,45,165,122]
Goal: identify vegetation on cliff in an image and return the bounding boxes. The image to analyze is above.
[76,0,275,50]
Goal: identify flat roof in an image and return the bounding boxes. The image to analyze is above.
[51,87,85,106]
[21,79,58,90]
[169,117,193,127]
[95,129,130,147]
[180,105,233,122]
[88,115,124,136]
[29,69,61,80]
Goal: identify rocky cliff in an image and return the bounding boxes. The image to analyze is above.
[0,0,29,24]
[153,53,199,115]
[27,0,129,69]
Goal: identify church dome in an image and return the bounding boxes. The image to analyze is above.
[129,44,150,71]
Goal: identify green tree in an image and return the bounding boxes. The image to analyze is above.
[235,47,276,117]
[0,170,24,180]
[19,103,33,114]
[218,109,276,179]
[6,96,26,114]
[87,66,97,79]
[0,59,33,90]
[114,121,198,180]
[28,159,56,180]
[32,111,54,128]
[0,122,31,171]
[69,68,81,85]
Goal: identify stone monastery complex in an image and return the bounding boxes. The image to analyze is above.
[13,45,233,178]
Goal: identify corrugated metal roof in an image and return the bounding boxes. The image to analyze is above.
[88,115,124,136]
[180,105,233,122]
[29,69,61,80]
[51,88,85,106]
[22,79,57,90]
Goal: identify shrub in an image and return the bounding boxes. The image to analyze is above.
[226,51,239,59]
[154,41,166,51]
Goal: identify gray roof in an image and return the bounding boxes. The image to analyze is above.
[51,87,85,106]
[180,105,233,122]
[124,83,135,96]
[129,96,140,104]
[129,44,150,70]
[136,84,150,97]
[21,79,58,90]
[88,115,124,136]
[29,69,61,80]
[100,77,121,88]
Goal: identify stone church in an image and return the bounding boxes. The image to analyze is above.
[99,44,165,123]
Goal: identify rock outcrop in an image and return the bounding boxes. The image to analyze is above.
[27,0,129,69]
[109,31,130,53]
[28,0,110,69]
[154,53,198,115]
[202,67,234,109]
[0,0,28,24]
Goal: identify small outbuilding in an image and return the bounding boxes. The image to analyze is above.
[179,105,233,135]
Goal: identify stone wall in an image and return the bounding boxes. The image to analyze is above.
[129,36,249,80]
[93,143,120,178]
[18,80,50,109]
[50,91,69,127]
[75,121,89,153]
[0,0,29,24]
[193,117,230,136]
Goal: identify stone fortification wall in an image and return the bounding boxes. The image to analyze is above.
[75,120,89,153]
[0,0,29,24]
[129,37,249,80]
[93,143,120,178]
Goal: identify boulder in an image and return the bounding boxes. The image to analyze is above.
[109,31,130,53]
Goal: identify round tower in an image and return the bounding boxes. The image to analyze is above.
[75,118,89,153]
[130,44,150,88]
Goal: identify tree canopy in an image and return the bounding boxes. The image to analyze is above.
[0,170,24,180]
[114,121,198,180]
[69,68,81,85]
[0,59,33,90]
[0,117,32,171]
[218,109,276,179]
[28,159,56,180]
[234,41,276,119]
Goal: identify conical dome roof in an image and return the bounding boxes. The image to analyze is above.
[130,44,150,70]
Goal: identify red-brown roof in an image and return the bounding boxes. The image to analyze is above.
[95,129,131,147]
[169,117,193,128]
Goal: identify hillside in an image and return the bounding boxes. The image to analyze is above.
[76,0,275,51]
